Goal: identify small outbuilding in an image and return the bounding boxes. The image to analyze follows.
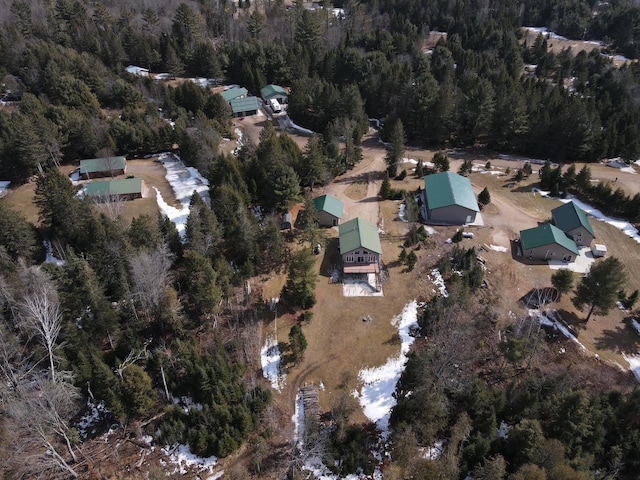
[282,211,294,231]
[423,172,479,225]
[591,243,608,258]
[229,96,260,117]
[260,84,288,106]
[339,217,382,274]
[79,156,127,179]
[85,177,144,201]
[313,194,344,227]
[520,223,579,262]
[551,201,595,246]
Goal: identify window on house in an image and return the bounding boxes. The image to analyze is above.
[357,256,364,263]
[346,255,354,262]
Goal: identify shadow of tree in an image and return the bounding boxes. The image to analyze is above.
[556,308,587,332]
[595,317,640,354]
[319,238,340,279]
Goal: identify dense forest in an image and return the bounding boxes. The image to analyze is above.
[1,0,640,478]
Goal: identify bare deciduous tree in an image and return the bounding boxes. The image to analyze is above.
[92,193,125,220]
[18,267,63,383]
[129,242,174,319]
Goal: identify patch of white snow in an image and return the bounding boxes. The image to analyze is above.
[160,443,217,475]
[631,319,640,336]
[429,269,448,297]
[497,421,509,439]
[623,354,640,382]
[43,240,66,266]
[488,245,508,252]
[261,336,285,391]
[354,301,419,437]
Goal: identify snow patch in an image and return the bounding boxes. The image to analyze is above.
[43,240,66,266]
[631,319,640,336]
[283,115,316,135]
[398,203,408,222]
[429,269,449,298]
[160,443,218,475]
[535,309,587,351]
[126,65,149,77]
[623,354,640,382]
[292,393,305,448]
[0,180,10,196]
[261,336,285,391]
[421,440,444,460]
[488,245,508,252]
[76,399,111,439]
[155,154,210,238]
[354,301,419,437]
[497,421,509,439]
[524,26,568,41]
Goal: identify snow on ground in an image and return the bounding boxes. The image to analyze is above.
[68,169,81,185]
[292,393,305,448]
[605,158,636,174]
[488,245,508,252]
[160,443,217,475]
[283,115,315,135]
[424,226,437,235]
[534,309,587,351]
[623,354,640,382]
[354,301,419,437]
[155,154,210,238]
[523,26,568,41]
[402,157,435,168]
[125,65,149,76]
[261,335,286,391]
[497,421,509,439]
[206,471,225,480]
[76,399,111,439]
[534,189,640,244]
[420,440,444,460]
[398,203,408,222]
[497,153,549,165]
[43,240,66,266]
[0,180,10,196]
[631,319,640,336]
[429,269,449,297]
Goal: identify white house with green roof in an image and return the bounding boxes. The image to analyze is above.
[339,217,382,275]
[520,223,580,262]
[551,201,595,246]
[79,156,126,179]
[422,172,479,225]
[85,177,144,201]
[260,84,288,106]
[313,194,344,227]
[229,96,260,117]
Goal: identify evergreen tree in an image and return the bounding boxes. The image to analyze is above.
[0,199,38,262]
[178,250,222,319]
[478,187,491,207]
[281,249,317,309]
[379,172,391,200]
[185,192,222,258]
[551,268,574,296]
[433,151,450,172]
[385,120,405,178]
[288,324,307,364]
[573,257,627,322]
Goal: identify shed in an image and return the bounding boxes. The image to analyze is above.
[423,172,479,225]
[85,177,143,201]
[339,217,382,274]
[520,223,579,262]
[551,201,595,246]
[126,65,149,77]
[220,87,248,102]
[229,96,260,117]
[591,244,607,258]
[80,156,127,179]
[313,194,344,227]
[260,84,288,105]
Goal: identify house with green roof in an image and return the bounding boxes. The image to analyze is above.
[423,172,479,225]
[520,223,579,262]
[339,217,382,274]
[85,177,144,201]
[79,156,126,179]
[220,87,248,102]
[260,84,288,105]
[313,194,344,227]
[229,96,260,117]
[551,201,595,246]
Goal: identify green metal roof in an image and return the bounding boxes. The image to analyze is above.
[339,217,382,254]
[424,172,479,212]
[551,201,595,238]
[520,223,579,255]
[80,156,126,174]
[313,194,344,219]
[220,87,248,102]
[229,96,260,114]
[260,84,287,100]
[86,178,142,196]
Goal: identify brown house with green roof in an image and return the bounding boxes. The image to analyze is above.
[339,217,382,274]
[520,223,580,262]
[80,156,126,179]
[551,201,595,247]
[423,172,480,225]
[85,177,144,201]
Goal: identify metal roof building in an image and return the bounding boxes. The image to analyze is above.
[79,156,126,179]
[313,194,344,227]
[339,217,382,254]
[85,178,143,200]
[520,223,579,261]
[423,172,479,225]
[551,201,595,246]
[220,87,248,102]
[229,96,260,117]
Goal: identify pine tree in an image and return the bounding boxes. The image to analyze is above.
[573,257,627,322]
[379,172,391,200]
[281,249,317,309]
[478,187,491,206]
[385,120,405,178]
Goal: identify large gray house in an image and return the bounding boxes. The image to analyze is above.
[520,223,580,262]
[422,172,479,225]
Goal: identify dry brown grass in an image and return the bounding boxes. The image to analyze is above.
[344,179,368,201]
